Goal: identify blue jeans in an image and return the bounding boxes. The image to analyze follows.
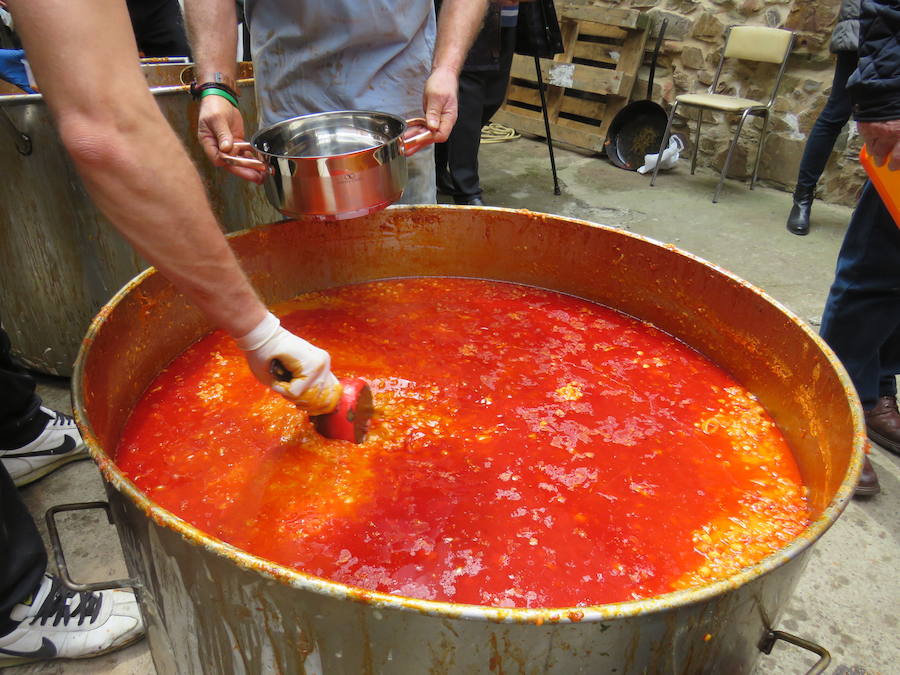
[820,182,900,409]
[796,51,858,189]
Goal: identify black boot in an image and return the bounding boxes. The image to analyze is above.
[786,185,815,236]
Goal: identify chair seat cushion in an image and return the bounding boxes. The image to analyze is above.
[675,93,766,111]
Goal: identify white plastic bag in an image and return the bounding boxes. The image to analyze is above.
[637,135,684,175]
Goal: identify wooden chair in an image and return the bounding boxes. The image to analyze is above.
[650,26,794,202]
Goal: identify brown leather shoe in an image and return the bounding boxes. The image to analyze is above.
[854,454,881,497]
[865,395,900,456]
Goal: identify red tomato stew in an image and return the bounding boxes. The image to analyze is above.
[116,277,809,608]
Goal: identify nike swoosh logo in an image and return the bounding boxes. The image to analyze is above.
[4,435,76,459]
[0,637,58,659]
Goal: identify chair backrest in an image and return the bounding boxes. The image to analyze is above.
[709,25,795,106]
[724,26,794,64]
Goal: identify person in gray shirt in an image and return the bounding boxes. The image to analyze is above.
[185,0,491,204]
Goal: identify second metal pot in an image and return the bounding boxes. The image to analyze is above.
[225,110,434,221]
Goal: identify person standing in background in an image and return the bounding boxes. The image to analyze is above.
[786,0,860,236]
[818,0,900,498]
[435,0,523,206]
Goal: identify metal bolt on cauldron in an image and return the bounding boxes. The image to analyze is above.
[58,206,861,674]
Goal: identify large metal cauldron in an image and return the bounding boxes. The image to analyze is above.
[0,62,278,376]
[74,206,864,674]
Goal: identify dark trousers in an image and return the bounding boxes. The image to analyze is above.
[0,326,46,448]
[820,182,900,409]
[0,324,48,635]
[126,0,191,58]
[435,26,517,199]
[796,51,858,190]
[0,464,47,636]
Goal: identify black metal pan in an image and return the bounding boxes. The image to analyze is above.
[605,19,669,171]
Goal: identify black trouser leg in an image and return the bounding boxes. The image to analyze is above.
[444,70,488,199]
[0,462,47,636]
[126,0,191,58]
[441,26,517,200]
[795,51,857,189]
[481,26,517,124]
[0,324,47,450]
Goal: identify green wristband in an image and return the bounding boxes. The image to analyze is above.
[199,87,239,109]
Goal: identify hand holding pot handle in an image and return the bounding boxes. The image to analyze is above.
[402,118,436,157]
[220,141,269,174]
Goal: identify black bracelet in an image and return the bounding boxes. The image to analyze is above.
[190,80,240,101]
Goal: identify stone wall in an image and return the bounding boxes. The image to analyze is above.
[595,0,865,206]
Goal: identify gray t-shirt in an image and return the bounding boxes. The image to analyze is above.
[245,0,437,127]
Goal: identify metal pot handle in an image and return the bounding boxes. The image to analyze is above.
[402,117,435,157]
[45,501,141,592]
[758,629,830,674]
[220,140,268,172]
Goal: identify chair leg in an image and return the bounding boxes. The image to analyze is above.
[690,111,703,175]
[713,110,750,204]
[750,111,770,190]
[650,102,679,188]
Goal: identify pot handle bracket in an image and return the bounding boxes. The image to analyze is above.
[45,501,141,593]
[758,629,831,675]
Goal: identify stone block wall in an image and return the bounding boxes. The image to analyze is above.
[593,0,865,206]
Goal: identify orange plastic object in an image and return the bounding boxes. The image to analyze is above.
[860,144,900,227]
[310,377,374,443]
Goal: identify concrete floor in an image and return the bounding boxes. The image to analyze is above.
[9,136,899,674]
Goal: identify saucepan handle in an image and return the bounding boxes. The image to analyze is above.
[220,140,268,172]
[402,117,435,157]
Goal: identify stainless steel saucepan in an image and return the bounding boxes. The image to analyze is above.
[223,110,434,221]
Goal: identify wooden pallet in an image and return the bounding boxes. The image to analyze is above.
[493,4,649,153]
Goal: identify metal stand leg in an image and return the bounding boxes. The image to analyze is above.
[690,110,703,175]
[650,102,678,188]
[534,55,561,196]
[713,109,751,203]
[750,111,769,190]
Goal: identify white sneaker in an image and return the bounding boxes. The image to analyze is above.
[1,407,89,487]
[0,575,144,667]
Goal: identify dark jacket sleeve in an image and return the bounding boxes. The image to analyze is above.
[847,0,900,121]
[830,0,860,53]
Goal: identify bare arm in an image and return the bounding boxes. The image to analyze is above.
[424,0,491,141]
[9,0,266,338]
[183,0,262,181]
[184,0,239,89]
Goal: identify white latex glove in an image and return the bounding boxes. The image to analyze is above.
[236,312,342,415]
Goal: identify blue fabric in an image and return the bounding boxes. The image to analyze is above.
[796,51,858,188]
[847,0,900,121]
[244,0,436,128]
[820,182,900,408]
[0,49,35,94]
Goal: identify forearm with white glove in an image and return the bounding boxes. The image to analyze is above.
[236,312,342,415]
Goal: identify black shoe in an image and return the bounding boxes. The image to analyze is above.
[454,195,484,206]
[786,185,814,236]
